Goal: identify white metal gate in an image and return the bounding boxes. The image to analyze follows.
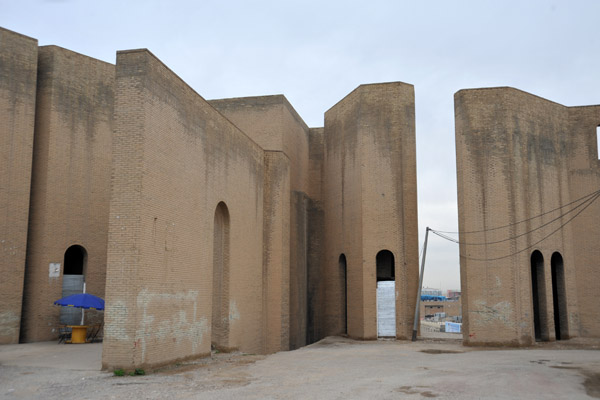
[60,275,84,325]
[377,281,396,337]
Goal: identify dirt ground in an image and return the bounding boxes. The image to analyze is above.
[1,335,600,399]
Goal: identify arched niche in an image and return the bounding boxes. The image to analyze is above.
[212,202,230,351]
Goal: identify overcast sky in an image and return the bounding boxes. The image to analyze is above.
[3,0,599,292]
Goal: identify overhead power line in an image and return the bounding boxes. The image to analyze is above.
[430,189,600,262]
[431,191,600,246]
[434,188,600,235]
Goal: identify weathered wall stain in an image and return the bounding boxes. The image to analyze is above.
[470,301,513,326]
[135,289,208,364]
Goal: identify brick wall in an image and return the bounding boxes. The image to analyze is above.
[20,45,113,342]
[566,106,600,337]
[455,87,600,345]
[0,28,38,344]
[307,127,325,343]
[210,95,312,349]
[103,50,266,370]
[262,151,291,353]
[322,83,419,340]
[0,28,425,367]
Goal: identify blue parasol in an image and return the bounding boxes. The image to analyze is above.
[54,293,105,310]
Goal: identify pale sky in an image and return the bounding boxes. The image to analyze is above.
[3,0,599,292]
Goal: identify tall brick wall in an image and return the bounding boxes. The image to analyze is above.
[103,50,265,370]
[455,87,600,345]
[262,151,291,353]
[289,191,309,348]
[323,88,364,338]
[566,106,600,337]
[20,46,113,342]
[322,83,419,340]
[280,101,311,349]
[210,96,312,349]
[307,127,325,344]
[0,28,38,344]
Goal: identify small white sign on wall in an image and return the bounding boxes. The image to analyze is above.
[49,263,61,278]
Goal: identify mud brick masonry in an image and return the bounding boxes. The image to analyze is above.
[455,88,600,346]
[1,27,599,370]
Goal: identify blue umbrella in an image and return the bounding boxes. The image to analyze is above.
[54,293,104,310]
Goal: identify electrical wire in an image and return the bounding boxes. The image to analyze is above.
[430,191,600,246]
[432,191,600,262]
[433,188,600,235]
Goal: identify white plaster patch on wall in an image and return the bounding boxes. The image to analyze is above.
[137,311,155,362]
[470,300,513,326]
[104,300,130,341]
[135,289,208,364]
[229,299,240,322]
[0,311,20,336]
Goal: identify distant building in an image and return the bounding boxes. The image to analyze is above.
[421,288,443,297]
[420,299,461,321]
[447,290,461,300]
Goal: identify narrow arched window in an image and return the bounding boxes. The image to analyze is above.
[212,202,230,351]
[530,250,548,341]
[551,252,568,340]
[339,254,347,335]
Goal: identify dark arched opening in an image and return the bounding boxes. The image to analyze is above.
[212,202,230,351]
[339,254,347,335]
[64,245,86,275]
[531,250,548,341]
[60,245,87,325]
[551,252,568,340]
[376,250,396,337]
[376,250,395,282]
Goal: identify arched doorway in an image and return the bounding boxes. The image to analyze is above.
[61,245,87,325]
[376,250,395,337]
[339,254,347,335]
[376,250,395,281]
[551,252,568,340]
[212,202,230,351]
[530,250,548,341]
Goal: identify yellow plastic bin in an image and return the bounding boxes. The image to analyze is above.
[68,326,88,344]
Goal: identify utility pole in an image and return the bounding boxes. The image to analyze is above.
[412,227,430,341]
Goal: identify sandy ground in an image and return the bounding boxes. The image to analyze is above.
[1,335,600,399]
